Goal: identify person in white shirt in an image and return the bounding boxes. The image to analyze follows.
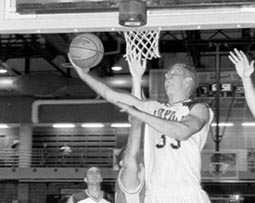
[69,54,213,203]
[67,167,111,203]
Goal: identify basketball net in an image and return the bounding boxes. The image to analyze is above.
[123,30,160,64]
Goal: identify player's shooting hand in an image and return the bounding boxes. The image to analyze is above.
[67,53,91,75]
[228,49,254,79]
[126,51,147,80]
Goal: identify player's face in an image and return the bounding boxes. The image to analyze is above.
[164,65,187,95]
[85,167,102,185]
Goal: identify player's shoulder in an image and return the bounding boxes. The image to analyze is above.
[185,99,214,124]
[144,99,164,109]
[183,99,210,110]
[102,192,113,203]
[102,198,111,203]
[115,180,144,203]
[72,190,88,202]
[115,180,127,203]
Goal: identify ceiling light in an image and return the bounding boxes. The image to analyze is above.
[111,123,131,128]
[211,123,234,127]
[0,69,7,74]
[60,62,73,68]
[0,124,8,128]
[81,123,104,128]
[53,123,75,128]
[242,122,255,127]
[0,78,14,86]
[111,56,128,72]
[111,66,123,71]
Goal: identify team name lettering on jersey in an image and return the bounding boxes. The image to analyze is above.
[153,107,185,149]
[153,108,178,121]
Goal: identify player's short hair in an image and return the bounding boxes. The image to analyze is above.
[85,166,101,176]
[169,63,199,96]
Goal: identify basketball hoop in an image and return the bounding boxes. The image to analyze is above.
[123,30,160,65]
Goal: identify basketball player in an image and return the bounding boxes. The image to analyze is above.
[228,48,255,118]
[67,166,111,203]
[69,55,213,202]
[115,55,146,203]
[115,116,145,203]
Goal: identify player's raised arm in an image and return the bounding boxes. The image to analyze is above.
[120,54,146,186]
[68,54,146,112]
[115,53,146,203]
[228,49,255,117]
[127,53,147,99]
[118,116,144,191]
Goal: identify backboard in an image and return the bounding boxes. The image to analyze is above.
[3,0,255,34]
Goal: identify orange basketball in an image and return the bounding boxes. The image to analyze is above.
[69,33,104,69]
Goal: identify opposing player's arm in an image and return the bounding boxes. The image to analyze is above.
[120,117,144,190]
[229,49,255,117]
[118,54,145,192]
[127,53,147,100]
[242,78,255,118]
[66,196,74,203]
[118,103,210,141]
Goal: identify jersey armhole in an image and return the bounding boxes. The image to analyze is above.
[117,167,145,195]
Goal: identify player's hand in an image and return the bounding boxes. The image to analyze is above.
[67,53,91,75]
[126,51,147,80]
[128,115,142,126]
[117,102,140,118]
[228,49,254,79]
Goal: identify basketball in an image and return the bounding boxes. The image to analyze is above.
[69,33,104,70]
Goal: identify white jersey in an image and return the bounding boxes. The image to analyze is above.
[115,167,145,203]
[71,190,111,203]
[143,99,213,203]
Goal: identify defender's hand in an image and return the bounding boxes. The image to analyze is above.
[228,49,254,79]
[126,52,147,80]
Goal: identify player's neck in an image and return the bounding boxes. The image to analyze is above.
[86,185,102,198]
[168,94,188,104]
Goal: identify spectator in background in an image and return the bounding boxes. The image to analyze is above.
[60,143,72,165]
[60,143,72,155]
[67,166,112,203]
[11,139,20,149]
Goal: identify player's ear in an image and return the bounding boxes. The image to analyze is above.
[119,160,123,167]
[185,77,193,84]
[99,175,103,183]
[84,177,87,183]
[184,77,193,94]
